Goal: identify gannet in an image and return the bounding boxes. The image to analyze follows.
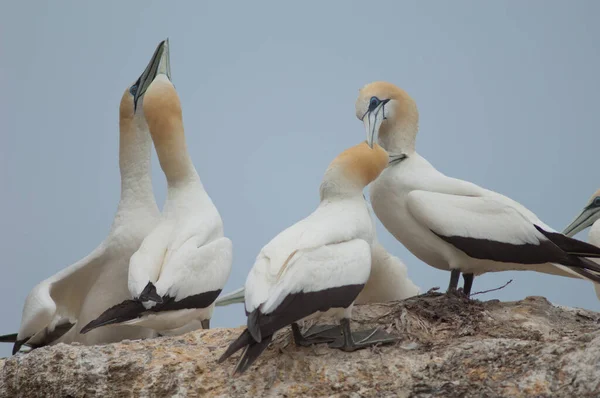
[1,41,171,354]
[357,81,600,297]
[218,142,396,375]
[80,42,232,336]
[563,189,600,297]
[214,204,420,307]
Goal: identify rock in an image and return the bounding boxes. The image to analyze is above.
[1,293,599,397]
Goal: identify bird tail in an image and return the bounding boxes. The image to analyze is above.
[139,282,163,303]
[568,258,600,283]
[215,287,245,307]
[218,329,252,363]
[12,338,30,355]
[80,300,146,334]
[218,328,273,375]
[234,334,273,375]
[0,333,17,343]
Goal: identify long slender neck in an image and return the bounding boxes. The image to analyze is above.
[152,119,199,188]
[319,169,364,201]
[118,112,156,208]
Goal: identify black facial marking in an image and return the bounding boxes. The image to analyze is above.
[129,83,138,96]
[388,153,408,166]
[368,96,380,112]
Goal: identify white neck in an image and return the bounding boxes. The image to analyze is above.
[117,112,156,210]
[590,220,600,246]
[379,119,418,155]
[319,168,364,201]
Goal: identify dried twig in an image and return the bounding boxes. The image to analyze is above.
[471,279,513,297]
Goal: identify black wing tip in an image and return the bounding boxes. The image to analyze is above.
[536,226,600,258]
[80,299,145,334]
[12,338,29,355]
[139,282,163,303]
[0,333,18,343]
[247,310,262,343]
[233,335,273,375]
[218,329,252,363]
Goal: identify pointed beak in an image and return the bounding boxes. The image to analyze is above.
[133,38,171,110]
[363,99,389,148]
[563,206,600,237]
[215,287,246,307]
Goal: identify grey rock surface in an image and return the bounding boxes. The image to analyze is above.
[1,293,599,397]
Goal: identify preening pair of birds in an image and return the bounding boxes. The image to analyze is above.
[3,40,600,376]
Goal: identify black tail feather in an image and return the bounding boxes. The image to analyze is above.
[80,300,145,334]
[247,310,261,342]
[578,257,600,274]
[139,282,163,303]
[13,338,29,355]
[234,334,273,375]
[570,258,600,283]
[536,227,600,258]
[0,333,17,343]
[218,329,252,363]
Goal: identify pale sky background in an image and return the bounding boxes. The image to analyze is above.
[1,1,599,358]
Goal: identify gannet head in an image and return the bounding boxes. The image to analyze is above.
[131,39,171,111]
[141,44,183,144]
[119,39,171,125]
[563,189,600,237]
[320,142,388,199]
[355,82,419,153]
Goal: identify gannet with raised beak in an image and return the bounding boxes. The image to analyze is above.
[218,143,396,375]
[81,42,232,335]
[357,81,600,297]
[1,41,170,354]
[563,189,600,297]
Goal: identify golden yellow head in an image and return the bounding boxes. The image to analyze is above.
[355,81,419,152]
[142,75,183,140]
[326,142,389,189]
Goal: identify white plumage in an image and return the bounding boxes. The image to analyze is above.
[357,81,600,296]
[219,142,394,375]
[215,202,420,308]
[81,42,232,335]
[3,42,173,354]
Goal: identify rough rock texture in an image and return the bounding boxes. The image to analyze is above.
[1,293,599,397]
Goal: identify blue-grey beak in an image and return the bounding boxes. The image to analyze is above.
[363,99,389,148]
[563,201,600,237]
[133,38,171,110]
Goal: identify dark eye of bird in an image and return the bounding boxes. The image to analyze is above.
[594,197,600,206]
[129,84,138,96]
[369,96,380,112]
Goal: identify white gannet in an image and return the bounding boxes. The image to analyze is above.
[214,203,420,307]
[2,41,170,354]
[80,42,232,336]
[357,81,600,297]
[563,189,600,297]
[218,142,396,375]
